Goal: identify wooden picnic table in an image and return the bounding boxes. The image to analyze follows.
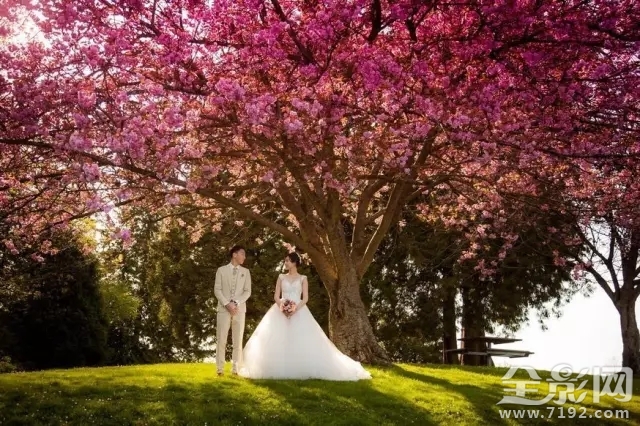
[444,336,533,366]
[458,336,522,349]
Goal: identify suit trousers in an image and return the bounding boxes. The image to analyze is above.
[216,309,246,372]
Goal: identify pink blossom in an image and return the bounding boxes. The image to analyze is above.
[3,239,19,255]
[116,189,132,201]
[116,228,132,242]
[291,98,310,112]
[215,78,245,101]
[78,88,96,108]
[86,195,103,211]
[166,193,181,205]
[163,107,184,129]
[284,116,304,134]
[68,133,91,151]
[552,250,567,266]
[82,163,101,182]
[186,179,199,193]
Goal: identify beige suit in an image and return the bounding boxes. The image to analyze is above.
[214,263,251,373]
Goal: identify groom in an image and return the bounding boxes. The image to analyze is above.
[214,245,251,376]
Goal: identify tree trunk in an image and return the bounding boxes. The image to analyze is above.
[617,290,640,375]
[323,265,389,364]
[442,284,459,364]
[461,281,489,366]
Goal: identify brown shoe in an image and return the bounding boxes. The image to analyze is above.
[217,371,224,377]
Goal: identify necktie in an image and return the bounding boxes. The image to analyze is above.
[231,267,238,298]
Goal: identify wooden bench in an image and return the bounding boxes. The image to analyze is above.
[486,348,534,358]
[443,335,533,366]
[443,348,468,355]
[445,348,534,358]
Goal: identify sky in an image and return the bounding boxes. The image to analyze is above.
[493,285,638,373]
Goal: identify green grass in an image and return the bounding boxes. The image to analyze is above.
[1,363,639,425]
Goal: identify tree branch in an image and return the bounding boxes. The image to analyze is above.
[0,172,66,192]
[275,182,328,257]
[607,217,617,263]
[622,229,640,287]
[351,160,386,254]
[247,132,332,223]
[198,186,334,276]
[574,223,621,293]
[0,137,336,275]
[367,0,382,42]
[42,195,147,234]
[270,0,315,64]
[587,265,617,303]
[356,129,439,276]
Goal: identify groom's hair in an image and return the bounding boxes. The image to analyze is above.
[229,245,245,258]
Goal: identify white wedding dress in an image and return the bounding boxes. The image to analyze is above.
[239,274,372,381]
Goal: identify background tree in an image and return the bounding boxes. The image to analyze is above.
[99,207,330,363]
[561,217,640,374]
[366,198,580,364]
[0,227,109,370]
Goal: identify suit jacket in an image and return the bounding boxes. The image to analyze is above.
[214,263,251,313]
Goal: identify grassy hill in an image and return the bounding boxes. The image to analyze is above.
[1,363,639,425]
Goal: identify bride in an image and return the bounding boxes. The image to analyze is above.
[239,252,372,381]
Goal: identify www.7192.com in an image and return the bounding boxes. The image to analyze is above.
[499,407,629,420]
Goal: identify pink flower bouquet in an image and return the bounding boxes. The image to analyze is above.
[280,299,297,317]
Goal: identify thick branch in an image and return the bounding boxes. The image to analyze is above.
[356,130,438,277]
[351,160,386,254]
[351,183,387,257]
[275,183,328,257]
[270,0,315,64]
[608,218,617,263]
[587,265,617,303]
[248,132,332,223]
[189,38,243,49]
[367,0,382,42]
[635,280,640,298]
[0,137,337,276]
[405,18,418,42]
[327,188,342,224]
[356,181,408,278]
[43,195,147,233]
[622,229,640,287]
[0,172,66,192]
[575,223,621,293]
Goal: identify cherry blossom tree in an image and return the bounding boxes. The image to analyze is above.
[1,0,639,363]
[571,219,640,374]
[548,161,640,373]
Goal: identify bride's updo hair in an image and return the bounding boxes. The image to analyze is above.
[286,252,301,266]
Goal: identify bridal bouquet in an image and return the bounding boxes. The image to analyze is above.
[280,299,296,317]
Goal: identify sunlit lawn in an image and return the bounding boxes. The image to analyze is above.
[1,362,639,425]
